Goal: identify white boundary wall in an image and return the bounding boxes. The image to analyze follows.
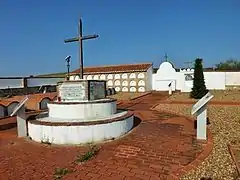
[152,62,240,92]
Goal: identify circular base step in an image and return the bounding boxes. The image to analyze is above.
[28,111,134,145]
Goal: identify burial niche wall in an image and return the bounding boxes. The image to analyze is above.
[137,73,145,79]
[138,87,145,92]
[114,80,121,86]
[130,73,136,79]
[130,87,137,92]
[138,80,145,86]
[69,76,75,80]
[115,74,120,79]
[100,74,106,80]
[122,80,128,86]
[7,101,19,116]
[122,87,128,92]
[0,105,7,118]
[115,87,121,92]
[107,80,113,86]
[75,75,81,80]
[130,80,136,86]
[122,73,128,79]
[107,74,113,80]
[87,75,92,80]
[39,97,51,110]
[93,75,99,80]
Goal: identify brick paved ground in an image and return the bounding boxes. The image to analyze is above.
[0,92,207,180]
[229,144,240,177]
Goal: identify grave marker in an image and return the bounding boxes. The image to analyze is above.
[168,81,172,95]
[191,92,213,140]
[10,96,29,137]
[58,81,86,101]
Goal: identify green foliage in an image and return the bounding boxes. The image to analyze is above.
[54,168,73,180]
[215,59,240,70]
[190,58,208,99]
[75,145,99,163]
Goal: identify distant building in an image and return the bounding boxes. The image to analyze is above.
[69,63,153,92]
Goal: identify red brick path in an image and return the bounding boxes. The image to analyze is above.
[0,93,211,180]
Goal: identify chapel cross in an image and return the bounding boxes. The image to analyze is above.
[64,18,99,79]
[164,53,168,62]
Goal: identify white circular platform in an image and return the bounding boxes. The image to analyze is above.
[48,98,117,120]
[28,111,134,145]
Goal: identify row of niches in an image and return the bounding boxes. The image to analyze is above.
[107,80,145,87]
[108,86,146,92]
[70,72,145,81]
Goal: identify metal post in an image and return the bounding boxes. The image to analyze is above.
[79,19,84,79]
[65,56,71,81]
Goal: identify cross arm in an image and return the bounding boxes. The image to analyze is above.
[64,34,99,43]
[82,34,99,40]
[64,37,79,43]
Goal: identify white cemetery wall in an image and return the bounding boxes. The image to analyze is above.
[178,71,226,92]
[27,78,64,87]
[0,79,23,89]
[175,72,185,91]
[180,70,194,92]
[225,72,240,86]
[204,72,225,89]
[146,67,153,91]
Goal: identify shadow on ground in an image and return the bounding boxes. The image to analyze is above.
[0,122,17,131]
[132,116,142,129]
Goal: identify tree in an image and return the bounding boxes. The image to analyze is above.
[190,58,208,99]
[215,59,240,70]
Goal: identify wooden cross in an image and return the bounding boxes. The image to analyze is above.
[64,18,99,79]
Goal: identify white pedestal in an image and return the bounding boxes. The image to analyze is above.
[196,104,207,140]
[16,106,27,137]
[191,92,213,141]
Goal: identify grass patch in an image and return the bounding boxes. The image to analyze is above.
[54,168,73,180]
[40,137,52,145]
[75,145,100,163]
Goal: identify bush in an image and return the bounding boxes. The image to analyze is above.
[190,58,208,99]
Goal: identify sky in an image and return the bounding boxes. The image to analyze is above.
[0,0,239,76]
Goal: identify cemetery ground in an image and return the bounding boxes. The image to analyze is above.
[0,91,240,179]
[155,89,240,179]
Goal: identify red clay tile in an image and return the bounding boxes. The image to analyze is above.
[71,63,152,75]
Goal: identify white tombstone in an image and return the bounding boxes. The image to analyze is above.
[10,96,29,137]
[191,92,213,140]
[168,81,172,95]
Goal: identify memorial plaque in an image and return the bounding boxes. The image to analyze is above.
[89,80,106,100]
[191,92,213,115]
[59,81,87,101]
